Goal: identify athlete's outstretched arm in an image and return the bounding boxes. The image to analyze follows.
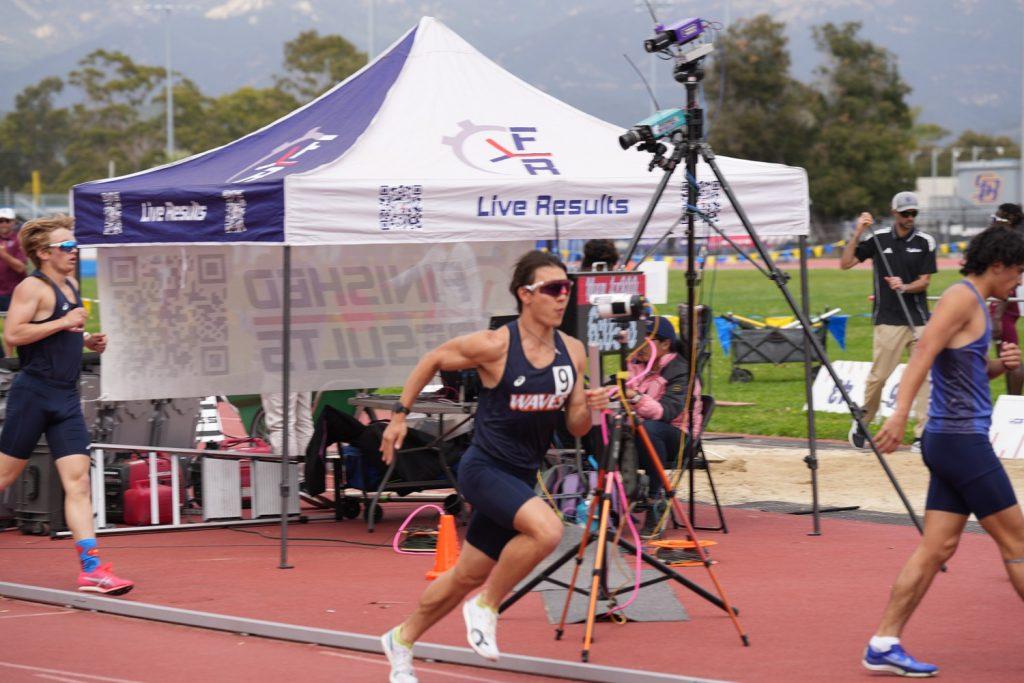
[875,286,973,452]
[380,329,507,464]
[562,336,609,437]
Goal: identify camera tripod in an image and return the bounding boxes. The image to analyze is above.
[499,404,748,661]
[621,51,925,536]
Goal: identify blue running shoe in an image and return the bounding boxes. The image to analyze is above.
[863,643,938,677]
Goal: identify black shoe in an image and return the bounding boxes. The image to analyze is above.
[848,421,868,449]
[640,501,666,540]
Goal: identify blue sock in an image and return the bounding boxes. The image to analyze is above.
[75,538,100,572]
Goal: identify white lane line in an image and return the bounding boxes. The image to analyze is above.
[35,674,84,683]
[318,649,512,682]
[0,662,141,683]
[0,610,75,619]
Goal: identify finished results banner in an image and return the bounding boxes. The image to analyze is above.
[97,242,527,400]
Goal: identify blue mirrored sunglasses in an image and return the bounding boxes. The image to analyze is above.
[48,240,78,253]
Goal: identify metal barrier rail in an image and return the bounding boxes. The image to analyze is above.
[61,442,304,537]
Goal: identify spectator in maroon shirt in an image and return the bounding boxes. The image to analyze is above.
[989,203,1023,394]
[0,209,27,308]
[0,208,28,355]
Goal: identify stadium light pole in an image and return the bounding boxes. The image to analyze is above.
[163,6,174,160]
[136,3,188,160]
[367,0,375,58]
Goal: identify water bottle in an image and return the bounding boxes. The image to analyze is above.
[576,494,598,532]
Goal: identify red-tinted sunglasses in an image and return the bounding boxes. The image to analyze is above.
[524,279,573,297]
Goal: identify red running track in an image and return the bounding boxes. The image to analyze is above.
[1,502,1021,682]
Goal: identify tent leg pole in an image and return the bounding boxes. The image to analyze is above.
[799,236,822,536]
[279,244,293,569]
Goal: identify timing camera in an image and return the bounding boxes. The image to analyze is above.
[618,108,687,150]
[590,294,649,321]
[644,17,705,53]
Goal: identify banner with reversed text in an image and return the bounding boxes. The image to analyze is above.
[97,242,528,400]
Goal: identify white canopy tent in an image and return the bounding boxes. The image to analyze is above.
[73,16,809,401]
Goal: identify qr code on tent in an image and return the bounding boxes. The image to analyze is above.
[378,184,423,231]
[105,252,230,380]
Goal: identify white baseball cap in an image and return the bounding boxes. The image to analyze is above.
[891,192,919,212]
[0,208,15,221]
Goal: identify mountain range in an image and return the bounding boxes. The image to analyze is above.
[1,0,1022,142]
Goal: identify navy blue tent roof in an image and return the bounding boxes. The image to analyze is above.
[72,26,416,245]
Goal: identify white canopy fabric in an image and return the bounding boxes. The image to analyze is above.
[286,18,809,244]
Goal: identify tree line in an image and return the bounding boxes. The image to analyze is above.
[0,18,1016,235]
[705,17,1018,235]
[0,30,365,196]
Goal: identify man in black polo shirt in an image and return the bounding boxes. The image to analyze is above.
[840,191,937,451]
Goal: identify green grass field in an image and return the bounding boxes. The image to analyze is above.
[77,264,1009,442]
[667,262,998,441]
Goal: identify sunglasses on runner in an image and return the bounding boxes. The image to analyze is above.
[48,240,78,253]
[523,279,573,297]
[898,210,918,218]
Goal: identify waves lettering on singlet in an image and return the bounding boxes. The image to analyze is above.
[508,393,568,412]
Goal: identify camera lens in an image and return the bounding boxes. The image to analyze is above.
[619,129,642,150]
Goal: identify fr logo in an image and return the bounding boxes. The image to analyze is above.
[442,120,560,176]
[228,127,339,184]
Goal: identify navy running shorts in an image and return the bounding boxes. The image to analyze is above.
[921,430,1018,520]
[458,445,538,561]
[0,373,90,459]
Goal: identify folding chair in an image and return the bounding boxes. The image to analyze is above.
[672,395,727,533]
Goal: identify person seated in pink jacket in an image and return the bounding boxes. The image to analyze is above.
[622,316,702,538]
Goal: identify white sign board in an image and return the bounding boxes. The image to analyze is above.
[98,242,527,400]
[807,360,910,420]
[991,395,1024,460]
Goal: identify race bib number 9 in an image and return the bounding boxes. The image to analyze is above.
[552,365,574,395]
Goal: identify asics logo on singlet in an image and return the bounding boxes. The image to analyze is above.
[513,376,526,387]
[508,393,567,411]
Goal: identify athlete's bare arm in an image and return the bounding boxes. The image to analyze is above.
[875,285,976,452]
[380,328,509,464]
[3,277,87,348]
[562,334,609,437]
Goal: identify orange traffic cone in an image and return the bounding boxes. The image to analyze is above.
[425,514,460,580]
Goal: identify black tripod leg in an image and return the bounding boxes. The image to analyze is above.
[498,542,579,614]
[700,147,925,537]
[616,538,734,613]
[799,235,822,536]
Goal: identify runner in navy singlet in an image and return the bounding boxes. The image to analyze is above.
[862,226,1024,677]
[378,251,608,682]
[0,215,132,596]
